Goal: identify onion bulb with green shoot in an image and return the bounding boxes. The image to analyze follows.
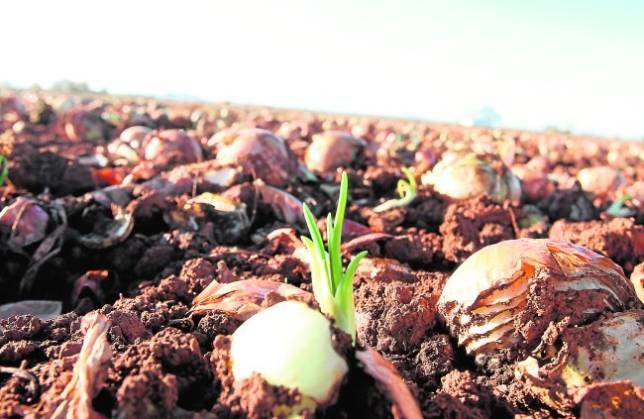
[228,172,367,412]
[373,167,417,213]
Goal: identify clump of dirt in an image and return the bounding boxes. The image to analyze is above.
[549,217,643,272]
[425,370,497,418]
[439,196,515,263]
[109,327,214,413]
[354,270,445,354]
[383,229,443,268]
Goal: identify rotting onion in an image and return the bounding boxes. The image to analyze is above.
[437,239,637,365]
[516,310,644,413]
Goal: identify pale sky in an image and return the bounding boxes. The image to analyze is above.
[2,0,643,139]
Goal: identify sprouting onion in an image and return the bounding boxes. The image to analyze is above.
[606,194,634,217]
[373,167,417,213]
[228,171,367,413]
[301,172,367,341]
[0,156,9,186]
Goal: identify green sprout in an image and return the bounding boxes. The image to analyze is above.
[606,194,634,217]
[301,172,367,342]
[373,167,417,213]
[0,156,8,186]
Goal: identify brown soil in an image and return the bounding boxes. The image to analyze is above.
[0,91,642,418]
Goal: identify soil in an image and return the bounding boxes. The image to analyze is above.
[0,91,642,418]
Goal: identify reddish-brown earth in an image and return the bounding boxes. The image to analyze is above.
[0,91,642,418]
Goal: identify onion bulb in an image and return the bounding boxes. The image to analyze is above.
[422,152,521,203]
[437,239,636,364]
[230,300,348,411]
[577,166,624,200]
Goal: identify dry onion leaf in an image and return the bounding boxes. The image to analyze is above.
[191,279,312,320]
[254,179,305,227]
[341,233,393,253]
[77,204,134,249]
[50,312,112,419]
[355,347,423,419]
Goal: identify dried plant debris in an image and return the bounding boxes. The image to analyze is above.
[356,347,423,419]
[77,204,134,249]
[191,279,313,320]
[40,312,112,418]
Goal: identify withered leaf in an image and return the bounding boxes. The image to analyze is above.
[191,279,312,320]
[356,347,423,419]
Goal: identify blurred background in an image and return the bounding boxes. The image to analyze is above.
[2,0,643,139]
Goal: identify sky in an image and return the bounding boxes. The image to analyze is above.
[2,0,643,139]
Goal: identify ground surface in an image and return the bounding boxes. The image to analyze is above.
[0,91,642,418]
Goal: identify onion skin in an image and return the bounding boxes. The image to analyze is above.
[253,180,305,226]
[190,279,312,320]
[0,197,49,247]
[215,128,298,187]
[304,131,365,173]
[437,239,637,364]
[230,300,348,409]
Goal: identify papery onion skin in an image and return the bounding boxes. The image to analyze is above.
[230,300,348,408]
[0,197,49,247]
[437,239,638,364]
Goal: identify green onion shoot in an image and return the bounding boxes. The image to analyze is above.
[0,156,8,186]
[606,194,634,217]
[301,171,367,341]
[373,167,417,213]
